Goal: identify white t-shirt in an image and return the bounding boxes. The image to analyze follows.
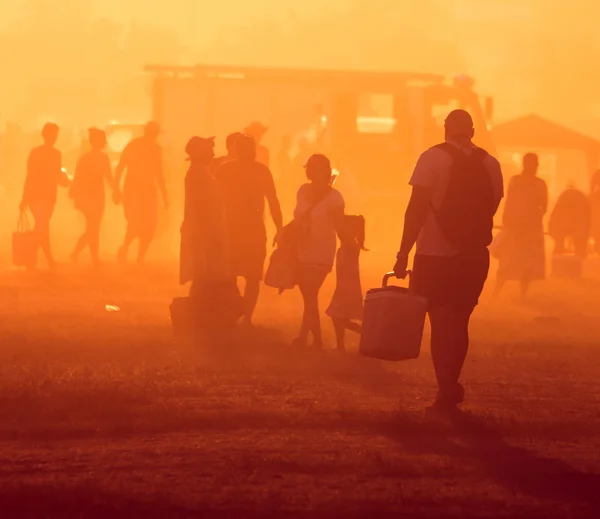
[294,184,345,268]
[409,142,504,257]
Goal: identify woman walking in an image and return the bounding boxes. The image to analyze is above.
[293,154,345,348]
[70,128,113,265]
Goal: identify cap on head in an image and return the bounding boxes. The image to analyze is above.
[444,109,474,139]
[185,136,215,161]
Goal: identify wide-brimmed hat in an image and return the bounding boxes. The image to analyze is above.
[185,136,215,160]
[244,121,268,136]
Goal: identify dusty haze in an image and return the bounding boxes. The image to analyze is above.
[0,0,598,133]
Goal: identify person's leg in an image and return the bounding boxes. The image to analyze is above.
[429,305,473,406]
[118,225,135,264]
[137,236,151,265]
[34,212,55,268]
[242,276,260,326]
[71,220,88,263]
[297,267,327,347]
[88,214,102,265]
[332,318,347,351]
[346,321,362,334]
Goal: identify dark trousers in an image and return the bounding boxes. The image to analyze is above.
[412,250,490,402]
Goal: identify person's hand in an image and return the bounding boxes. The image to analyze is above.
[19,200,27,212]
[163,198,170,210]
[112,189,122,205]
[393,253,409,279]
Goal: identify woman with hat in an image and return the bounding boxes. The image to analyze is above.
[180,136,241,338]
[180,136,230,287]
[293,154,345,348]
[70,127,113,265]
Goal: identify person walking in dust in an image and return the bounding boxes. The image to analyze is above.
[20,122,70,269]
[495,153,547,298]
[393,109,504,413]
[549,184,591,258]
[216,134,283,327]
[69,128,113,266]
[113,121,169,265]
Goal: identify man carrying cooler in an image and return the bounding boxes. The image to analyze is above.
[393,109,504,413]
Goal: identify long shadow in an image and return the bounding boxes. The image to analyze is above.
[380,411,600,513]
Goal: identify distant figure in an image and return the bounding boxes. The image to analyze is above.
[113,121,168,265]
[394,109,503,412]
[244,122,270,167]
[549,185,591,258]
[293,154,345,348]
[212,132,243,173]
[180,136,230,288]
[326,215,366,352]
[180,137,241,339]
[70,128,113,266]
[496,153,547,298]
[20,122,69,268]
[216,134,283,326]
[589,169,600,254]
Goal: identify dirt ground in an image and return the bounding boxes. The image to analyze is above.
[1,254,599,519]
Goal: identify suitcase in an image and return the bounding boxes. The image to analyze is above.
[359,272,427,361]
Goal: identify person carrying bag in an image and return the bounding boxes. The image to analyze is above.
[12,210,38,268]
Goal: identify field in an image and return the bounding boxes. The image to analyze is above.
[1,255,599,518]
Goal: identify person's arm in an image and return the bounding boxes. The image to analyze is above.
[393,150,435,278]
[540,179,549,216]
[264,168,283,233]
[393,186,431,278]
[113,144,129,202]
[156,148,168,208]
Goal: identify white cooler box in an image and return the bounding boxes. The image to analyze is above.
[359,273,427,361]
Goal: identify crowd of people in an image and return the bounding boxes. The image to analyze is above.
[16,108,600,414]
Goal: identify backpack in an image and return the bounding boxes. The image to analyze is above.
[433,142,495,252]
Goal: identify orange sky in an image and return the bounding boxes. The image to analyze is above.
[0,0,599,136]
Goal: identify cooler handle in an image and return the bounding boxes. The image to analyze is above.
[382,271,412,287]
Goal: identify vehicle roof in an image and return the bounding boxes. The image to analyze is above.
[144,63,445,91]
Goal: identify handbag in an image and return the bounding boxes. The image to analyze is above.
[12,211,38,268]
[265,189,329,290]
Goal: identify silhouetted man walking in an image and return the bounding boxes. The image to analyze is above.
[113,121,168,265]
[394,110,503,412]
[20,122,69,268]
[216,134,283,326]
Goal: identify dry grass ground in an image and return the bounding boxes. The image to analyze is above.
[0,257,599,518]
